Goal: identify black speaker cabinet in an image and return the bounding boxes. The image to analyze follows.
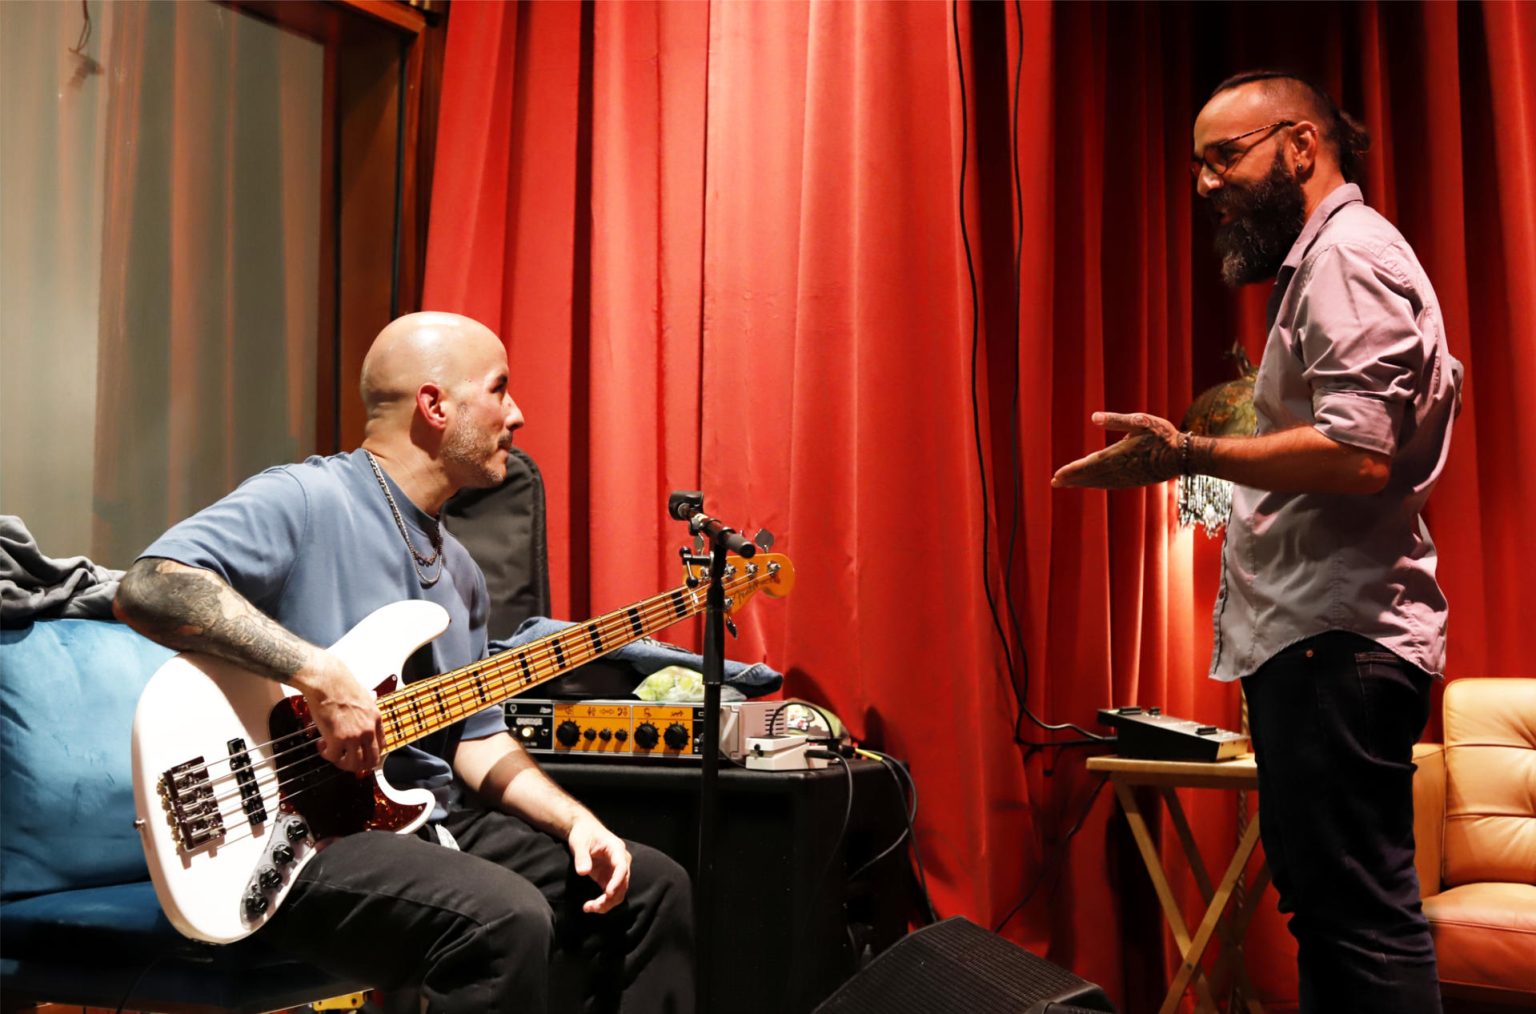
[543,757,920,1013]
[813,916,1117,1014]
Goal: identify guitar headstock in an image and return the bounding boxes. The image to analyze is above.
[725,552,795,613]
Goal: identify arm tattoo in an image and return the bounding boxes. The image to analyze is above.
[116,558,313,681]
[1082,432,1180,489]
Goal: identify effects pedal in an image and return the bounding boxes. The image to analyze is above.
[1097,706,1249,761]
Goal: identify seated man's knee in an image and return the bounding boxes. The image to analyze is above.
[629,843,692,921]
[445,864,556,962]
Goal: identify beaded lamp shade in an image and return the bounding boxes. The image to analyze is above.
[1178,343,1258,536]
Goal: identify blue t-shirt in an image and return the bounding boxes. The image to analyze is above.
[141,449,508,819]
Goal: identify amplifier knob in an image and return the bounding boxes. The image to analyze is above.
[556,721,581,747]
[598,728,613,742]
[615,729,629,743]
[583,727,598,742]
[664,723,690,750]
[634,723,659,750]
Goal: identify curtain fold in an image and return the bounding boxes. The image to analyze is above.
[422,2,1536,1006]
[91,0,320,567]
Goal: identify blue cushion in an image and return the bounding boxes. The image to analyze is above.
[1,619,173,900]
[1,880,202,960]
[1,882,364,1012]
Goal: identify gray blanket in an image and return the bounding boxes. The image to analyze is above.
[0,515,123,625]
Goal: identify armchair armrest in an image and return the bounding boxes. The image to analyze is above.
[1412,742,1445,897]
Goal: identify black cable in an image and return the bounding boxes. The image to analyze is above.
[992,774,1108,935]
[951,0,1021,732]
[1002,0,1028,737]
[807,751,855,893]
[889,755,937,923]
[846,756,913,883]
[780,750,855,1013]
[765,700,841,746]
[952,0,1106,750]
[858,751,937,924]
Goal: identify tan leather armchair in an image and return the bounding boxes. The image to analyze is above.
[1412,677,1536,1007]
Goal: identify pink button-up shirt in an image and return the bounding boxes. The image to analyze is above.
[1212,184,1464,681]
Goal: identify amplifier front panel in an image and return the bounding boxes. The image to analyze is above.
[506,700,705,759]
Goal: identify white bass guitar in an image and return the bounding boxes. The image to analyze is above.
[131,553,793,943]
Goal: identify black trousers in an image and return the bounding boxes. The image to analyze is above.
[260,805,695,1014]
[1242,631,1441,1013]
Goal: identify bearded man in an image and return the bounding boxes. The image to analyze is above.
[1054,72,1461,1012]
[115,312,694,1013]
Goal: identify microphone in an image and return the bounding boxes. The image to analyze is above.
[667,491,756,557]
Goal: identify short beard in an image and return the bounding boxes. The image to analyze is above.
[441,418,506,490]
[1210,148,1306,287]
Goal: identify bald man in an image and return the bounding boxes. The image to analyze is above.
[1054,73,1459,1011]
[115,312,694,1013]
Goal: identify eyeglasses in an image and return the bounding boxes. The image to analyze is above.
[1189,120,1295,180]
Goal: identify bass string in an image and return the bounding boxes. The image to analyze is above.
[175,567,771,827]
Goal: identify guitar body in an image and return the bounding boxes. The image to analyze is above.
[131,600,445,944]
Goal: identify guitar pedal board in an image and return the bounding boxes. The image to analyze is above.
[505,698,805,763]
[1097,706,1250,761]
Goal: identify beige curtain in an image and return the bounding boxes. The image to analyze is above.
[0,1,115,558]
[0,0,323,568]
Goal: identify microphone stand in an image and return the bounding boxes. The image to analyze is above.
[668,492,755,1012]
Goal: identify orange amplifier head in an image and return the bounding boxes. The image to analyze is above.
[504,699,799,761]
[506,699,705,759]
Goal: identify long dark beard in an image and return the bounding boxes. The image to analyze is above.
[1210,148,1307,287]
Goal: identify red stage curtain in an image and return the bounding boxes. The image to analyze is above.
[423,2,1536,1007]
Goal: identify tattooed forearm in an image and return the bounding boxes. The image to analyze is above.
[115,558,315,681]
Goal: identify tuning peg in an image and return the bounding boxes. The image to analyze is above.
[726,618,739,638]
[753,528,775,550]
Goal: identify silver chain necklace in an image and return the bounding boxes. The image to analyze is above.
[365,450,444,587]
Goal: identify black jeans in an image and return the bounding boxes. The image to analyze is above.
[1242,631,1441,1013]
[260,805,694,1014]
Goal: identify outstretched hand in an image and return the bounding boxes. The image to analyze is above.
[568,815,632,914]
[1051,412,1182,490]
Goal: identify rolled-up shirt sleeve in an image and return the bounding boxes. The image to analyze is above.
[1292,242,1426,457]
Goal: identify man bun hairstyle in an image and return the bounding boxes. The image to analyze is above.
[1212,70,1371,183]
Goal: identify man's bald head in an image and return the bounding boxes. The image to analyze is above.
[357,311,522,509]
[360,311,505,424]
[1203,71,1370,183]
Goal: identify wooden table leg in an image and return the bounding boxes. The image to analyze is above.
[1111,782,1221,1013]
[1215,861,1272,1014]
[1163,816,1265,1010]
[1161,788,1267,1012]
